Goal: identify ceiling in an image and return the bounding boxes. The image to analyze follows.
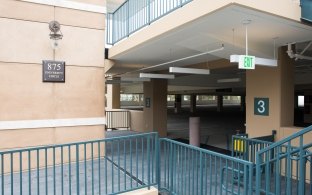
[106,4,312,93]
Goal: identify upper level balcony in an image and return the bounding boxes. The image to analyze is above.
[106,0,311,72]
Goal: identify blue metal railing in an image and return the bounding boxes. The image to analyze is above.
[0,132,158,195]
[232,135,273,163]
[106,0,193,45]
[159,138,254,195]
[255,125,312,195]
[301,0,312,23]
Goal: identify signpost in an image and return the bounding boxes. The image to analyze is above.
[239,55,255,69]
[254,97,269,116]
[42,60,65,82]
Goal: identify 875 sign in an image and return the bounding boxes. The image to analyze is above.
[43,60,65,82]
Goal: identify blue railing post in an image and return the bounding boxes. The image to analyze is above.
[169,142,173,192]
[298,136,306,195]
[199,151,203,195]
[156,134,160,191]
[255,153,261,195]
[148,0,151,25]
[76,144,80,195]
[147,135,151,190]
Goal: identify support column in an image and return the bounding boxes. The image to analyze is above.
[143,79,168,137]
[189,117,200,147]
[174,94,182,113]
[246,46,294,137]
[217,95,223,112]
[190,94,197,113]
[240,95,246,111]
[106,83,120,109]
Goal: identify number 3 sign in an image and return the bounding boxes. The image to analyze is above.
[254,97,269,116]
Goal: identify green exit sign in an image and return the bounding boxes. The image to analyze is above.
[239,55,255,69]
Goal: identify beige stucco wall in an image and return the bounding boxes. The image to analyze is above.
[143,79,167,137]
[0,0,105,150]
[246,47,294,138]
[106,84,121,109]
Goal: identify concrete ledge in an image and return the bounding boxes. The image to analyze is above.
[119,187,158,195]
[0,117,105,130]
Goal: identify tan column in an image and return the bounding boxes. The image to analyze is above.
[246,46,294,137]
[174,94,182,113]
[106,83,120,109]
[189,117,200,147]
[217,95,223,112]
[190,94,197,113]
[143,79,168,137]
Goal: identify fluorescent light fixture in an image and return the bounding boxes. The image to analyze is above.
[169,67,210,75]
[106,80,132,84]
[230,55,277,67]
[140,73,175,79]
[217,78,241,83]
[121,77,151,82]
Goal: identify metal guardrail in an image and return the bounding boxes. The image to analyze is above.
[106,0,193,45]
[105,110,130,130]
[159,138,254,195]
[255,125,312,195]
[301,0,312,23]
[0,132,158,195]
[232,135,273,163]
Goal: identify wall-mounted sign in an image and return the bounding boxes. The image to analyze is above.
[254,97,269,116]
[145,98,151,108]
[43,60,65,82]
[239,55,255,70]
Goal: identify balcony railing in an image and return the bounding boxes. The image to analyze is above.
[106,0,193,45]
[301,0,312,23]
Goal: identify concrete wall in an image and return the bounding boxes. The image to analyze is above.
[0,0,106,150]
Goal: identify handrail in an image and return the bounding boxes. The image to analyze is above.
[255,125,312,195]
[257,125,312,154]
[232,135,273,163]
[159,138,254,195]
[106,0,193,45]
[0,132,158,195]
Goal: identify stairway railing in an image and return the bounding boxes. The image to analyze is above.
[255,125,312,195]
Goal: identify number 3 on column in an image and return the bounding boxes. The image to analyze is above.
[257,100,265,113]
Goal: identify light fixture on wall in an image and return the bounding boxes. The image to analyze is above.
[49,21,63,50]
